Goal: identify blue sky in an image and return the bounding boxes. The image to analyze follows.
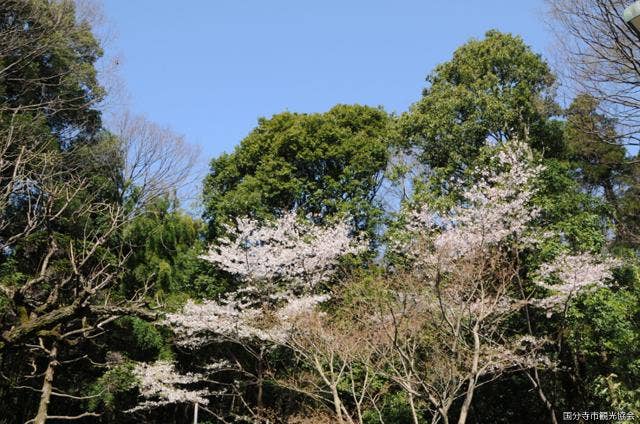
[101,0,551,163]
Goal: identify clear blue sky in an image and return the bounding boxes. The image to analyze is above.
[102,0,551,163]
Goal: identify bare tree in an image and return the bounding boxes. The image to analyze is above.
[0,4,161,421]
[546,0,640,151]
[109,111,203,208]
[283,312,386,424]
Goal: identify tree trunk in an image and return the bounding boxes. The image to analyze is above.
[193,402,199,424]
[527,370,558,424]
[407,392,420,424]
[457,326,480,424]
[332,385,345,424]
[34,342,58,424]
[256,351,264,419]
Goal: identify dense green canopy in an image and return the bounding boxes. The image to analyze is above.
[203,104,391,237]
[0,3,638,422]
[0,0,104,137]
[399,30,560,172]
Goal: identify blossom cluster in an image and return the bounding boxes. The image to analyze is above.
[401,140,545,268]
[533,252,620,315]
[146,212,362,411]
[167,211,362,348]
[165,292,330,347]
[126,361,211,412]
[201,211,366,288]
[482,335,555,375]
[395,140,621,319]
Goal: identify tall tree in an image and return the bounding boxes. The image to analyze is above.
[0,2,183,422]
[0,0,104,140]
[546,0,640,151]
[110,112,202,209]
[565,94,640,248]
[203,104,390,239]
[120,196,221,301]
[398,30,560,176]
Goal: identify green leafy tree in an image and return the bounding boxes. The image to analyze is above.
[564,94,640,249]
[122,197,225,302]
[0,0,104,138]
[398,30,560,175]
[203,104,390,238]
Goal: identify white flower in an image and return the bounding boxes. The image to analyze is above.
[201,212,367,288]
[532,253,619,315]
[165,293,332,347]
[167,213,353,348]
[126,361,211,412]
[396,140,544,270]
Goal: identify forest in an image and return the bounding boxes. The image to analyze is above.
[0,0,639,423]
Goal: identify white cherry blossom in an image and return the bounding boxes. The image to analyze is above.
[201,212,366,288]
[167,212,363,349]
[126,361,212,413]
[400,140,545,269]
[533,252,620,315]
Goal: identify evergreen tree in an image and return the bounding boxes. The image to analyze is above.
[203,104,391,239]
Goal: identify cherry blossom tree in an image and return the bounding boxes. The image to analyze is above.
[131,212,366,421]
[165,211,366,350]
[201,211,365,287]
[375,140,616,424]
[126,361,212,413]
[129,141,622,423]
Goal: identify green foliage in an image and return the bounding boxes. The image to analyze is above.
[362,391,418,424]
[592,374,640,416]
[566,264,640,412]
[565,94,625,187]
[203,104,391,238]
[114,317,165,360]
[564,94,640,249]
[398,30,559,173]
[122,197,225,300]
[532,159,609,255]
[87,363,138,412]
[0,0,104,135]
